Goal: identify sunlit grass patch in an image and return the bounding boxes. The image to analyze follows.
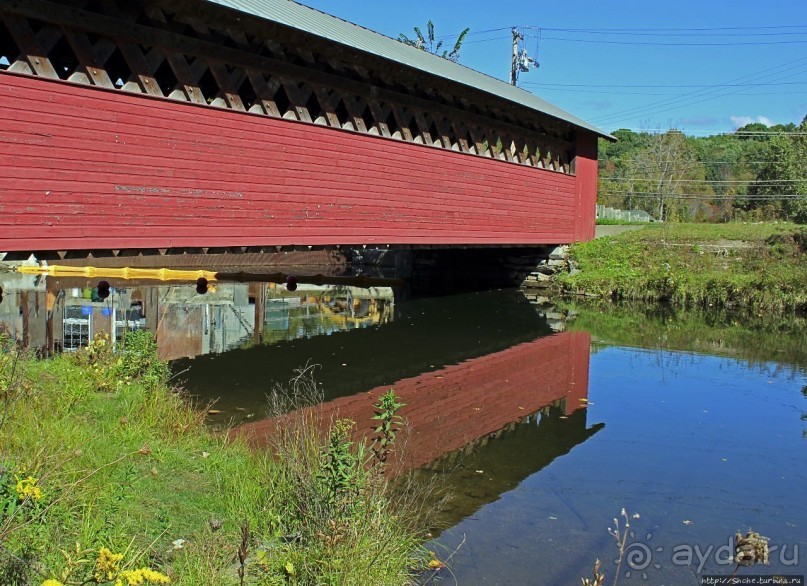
[560,223,807,312]
[0,332,429,585]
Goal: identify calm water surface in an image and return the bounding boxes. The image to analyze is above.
[2,273,805,585]
[432,346,806,584]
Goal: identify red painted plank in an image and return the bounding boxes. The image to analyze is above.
[4,209,574,232]
[574,131,599,241]
[0,72,597,251]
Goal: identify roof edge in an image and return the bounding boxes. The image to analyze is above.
[205,0,614,140]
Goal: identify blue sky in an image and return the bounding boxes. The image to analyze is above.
[297,0,807,136]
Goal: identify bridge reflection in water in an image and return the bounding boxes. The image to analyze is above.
[2,275,601,526]
[0,272,393,359]
[238,330,600,514]
[239,331,593,461]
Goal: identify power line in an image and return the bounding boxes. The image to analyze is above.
[526,81,807,97]
[601,130,807,136]
[605,129,806,137]
[732,131,807,135]
[540,29,807,38]
[438,24,807,128]
[594,128,807,136]
[589,57,807,121]
[462,35,511,45]
[599,178,807,183]
[435,26,512,40]
[434,24,807,41]
[600,191,807,201]
[589,57,807,125]
[591,64,807,125]
[530,88,807,96]
[523,81,807,88]
[448,34,807,47]
[598,160,802,165]
[541,37,807,46]
[538,25,807,32]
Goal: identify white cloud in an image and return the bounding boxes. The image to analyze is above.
[730,115,775,129]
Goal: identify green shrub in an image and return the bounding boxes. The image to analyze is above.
[113,330,170,389]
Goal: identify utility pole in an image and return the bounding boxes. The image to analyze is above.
[510,28,522,86]
[510,27,539,86]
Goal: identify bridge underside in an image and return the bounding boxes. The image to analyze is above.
[1,71,597,256]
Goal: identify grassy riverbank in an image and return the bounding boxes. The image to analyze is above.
[0,333,427,585]
[558,223,807,312]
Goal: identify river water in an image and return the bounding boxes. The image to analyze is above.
[2,273,805,585]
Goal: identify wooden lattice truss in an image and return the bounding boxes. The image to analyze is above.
[0,0,576,173]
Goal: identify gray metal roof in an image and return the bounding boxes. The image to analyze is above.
[206,0,613,139]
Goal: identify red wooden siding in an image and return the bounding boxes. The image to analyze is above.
[575,131,598,241]
[238,331,592,471]
[0,72,598,252]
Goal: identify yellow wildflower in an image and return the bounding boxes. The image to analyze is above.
[41,580,64,586]
[15,475,43,501]
[116,567,171,585]
[427,550,445,570]
[95,547,124,581]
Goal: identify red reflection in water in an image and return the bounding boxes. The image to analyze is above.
[238,331,591,471]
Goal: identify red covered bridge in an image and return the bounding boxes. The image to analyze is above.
[0,0,610,257]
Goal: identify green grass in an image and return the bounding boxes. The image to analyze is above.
[559,223,807,312]
[0,333,427,585]
[617,221,799,243]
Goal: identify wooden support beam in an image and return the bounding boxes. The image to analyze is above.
[61,28,115,88]
[164,52,204,103]
[282,80,312,123]
[367,100,392,138]
[311,85,342,128]
[117,41,163,96]
[2,13,58,77]
[342,95,369,133]
[391,105,414,142]
[452,120,471,154]
[467,125,488,157]
[245,69,281,116]
[433,116,457,151]
[412,111,434,146]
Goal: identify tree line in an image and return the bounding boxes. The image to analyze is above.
[597,116,807,224]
